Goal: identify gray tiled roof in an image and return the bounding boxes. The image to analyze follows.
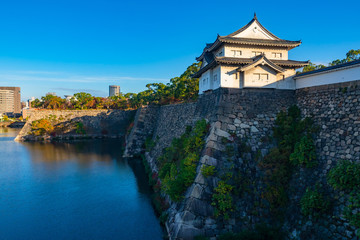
[238,55,285,73]
[215,57,309,67]
[294,59,360,78]
[192,56,309,78]
[196,37,301,61]
[196,15,301,61]
[219,37,301,47]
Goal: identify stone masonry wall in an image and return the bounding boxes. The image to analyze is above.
[285,80,360,240]
[124,84,360,240]
[165,88,296,239]
[15,109,135,141]
[123,106,160,157]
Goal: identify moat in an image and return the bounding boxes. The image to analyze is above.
[0,128,163,240]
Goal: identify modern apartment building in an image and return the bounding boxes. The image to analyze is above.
[109,85,120,97]
[0,87,21,115]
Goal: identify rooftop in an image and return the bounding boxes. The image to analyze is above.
[196,14,301,61]
[295,59,360,79]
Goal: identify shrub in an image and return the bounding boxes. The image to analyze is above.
[328,161,360,235]
[212,181,234,219]
[290,135,317,168]
[158,119,208,201]
[259,105,317,215]
[145,136,156,152]
[344,192,360,234]
[201,165,216,177]
[327,161,360,191]
[31,119,54,136]
[300,186,330,217]
[75,122,86,134]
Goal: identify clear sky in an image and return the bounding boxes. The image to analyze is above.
[0,0,358,100]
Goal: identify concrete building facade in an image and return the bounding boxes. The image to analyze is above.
[109,85,120,97]
[0,87,21,115]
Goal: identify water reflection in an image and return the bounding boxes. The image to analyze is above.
[0,127,19,137]
[0,133,163,240]
[23,141,115,163]
[21,139,154,196]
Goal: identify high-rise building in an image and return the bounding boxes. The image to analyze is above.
[109,85,120,97]
[0,87,21,115]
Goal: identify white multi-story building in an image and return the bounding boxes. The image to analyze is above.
[0,90,15,114]
[193,14,309,93]
[109,85,120,97]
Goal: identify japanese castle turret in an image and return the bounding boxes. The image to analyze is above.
[193,14,309,93]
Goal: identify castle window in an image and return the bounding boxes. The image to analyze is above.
[272,52,282,59]
[232,50,242,57]
[253,73,269,82]
[252,51,262,57]
[214,74,218,82]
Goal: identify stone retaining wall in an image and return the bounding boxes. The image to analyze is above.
[286,80,360,239]
[122,84,360,239]
[15,109,135,141]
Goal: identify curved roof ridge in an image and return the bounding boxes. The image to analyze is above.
[238,55,285,72]
[226,15,280,40]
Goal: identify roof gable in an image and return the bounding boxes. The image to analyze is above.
[227,14,279,40]
[238,55,285,73]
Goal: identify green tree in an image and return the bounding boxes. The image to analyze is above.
[41,94,65,109]
[329,49,360,66]
[298,62,326,74]
[31,98,43,108]
[72,92,93,109]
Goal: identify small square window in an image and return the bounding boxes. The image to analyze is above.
[252,51,262,57]
[272,53,282,59]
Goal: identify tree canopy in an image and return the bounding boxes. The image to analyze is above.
[298,49,360,74]
[32,62,201,110]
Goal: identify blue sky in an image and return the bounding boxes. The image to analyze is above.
[0,0,358,100]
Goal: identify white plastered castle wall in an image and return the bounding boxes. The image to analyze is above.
[199,66,222,93]
[199,66,296,93]
[220,66,239,88]
[295,64,360,89]
[224,45,288,60]
[243,66,295,89]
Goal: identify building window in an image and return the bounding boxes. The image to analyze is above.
[231,50,242,57]
[253,73,269,82]
[217,51,223,56]
[252,51,263,57]
[272,52,282,59]
[214,74,217,82]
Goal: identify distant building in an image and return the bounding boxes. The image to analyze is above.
[109,85,120,97]
[21,101,26,109]
[64,95,73,101]
[0,87,21,116]
[28,97,35,109]
[47,92,56,96]
[193,14,308,93]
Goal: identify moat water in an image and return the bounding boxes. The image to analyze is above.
[0,128,163,240]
